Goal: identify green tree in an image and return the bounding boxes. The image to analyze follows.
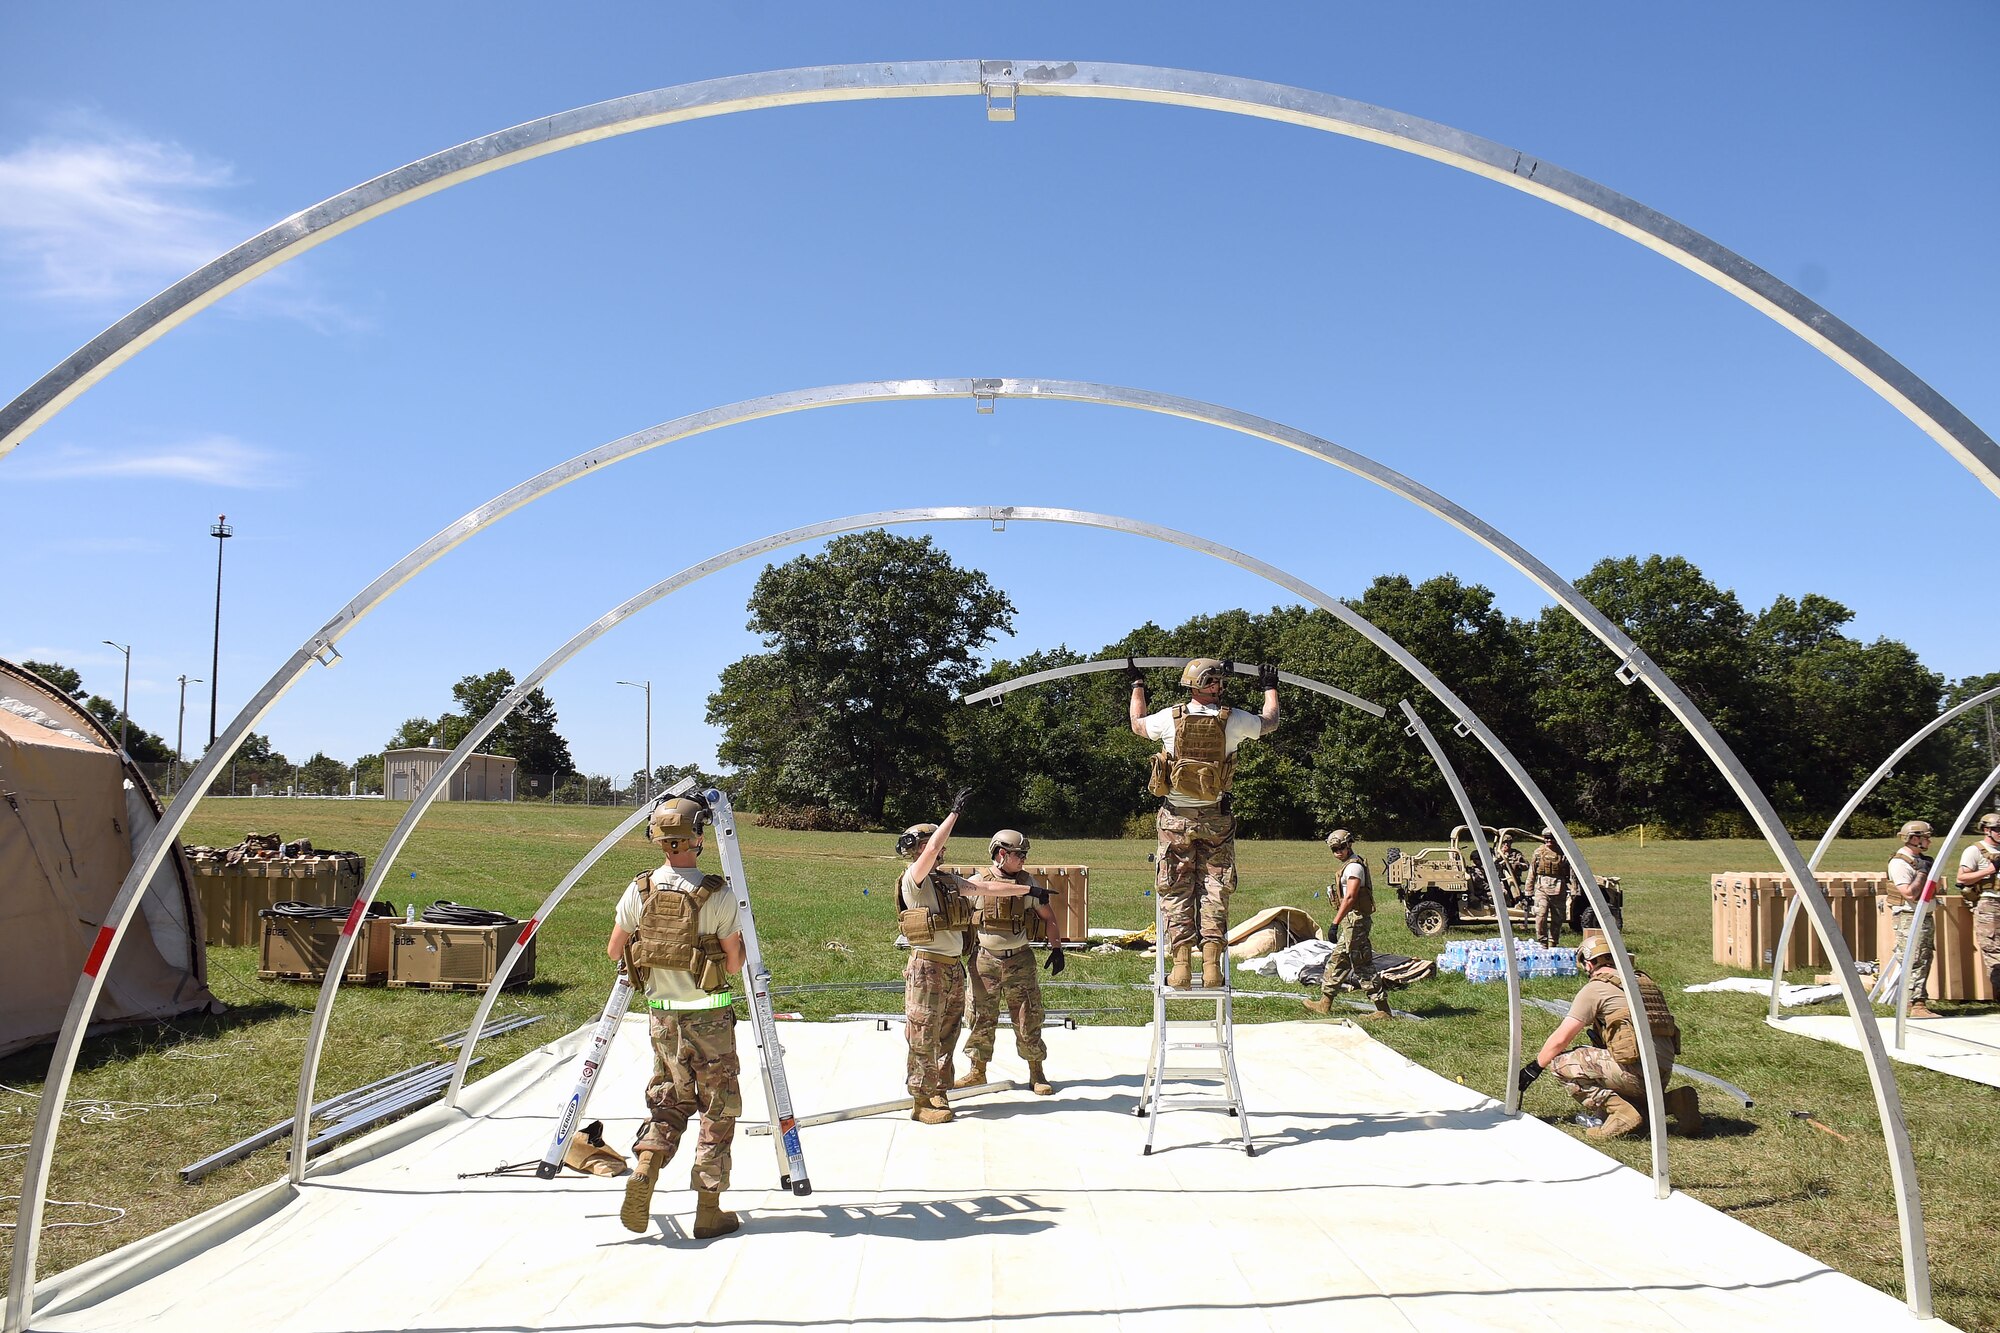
[383,673,576,775]
[385,717,438,749]
[707,530,1016,824]
[355,752,384,795]
[22,660,86,698]
[299,751,349,795]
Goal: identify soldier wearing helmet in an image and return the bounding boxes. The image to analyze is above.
[893,792,1037,1124]
[1516,932,1700,1142]
[956,828,1063,1096]
[1886,819,1938,1019]
[605,793,746,1238]
[1528,827,1574,949]
[1126,655,1280,989]
[1303,829,1394,1020]
[1493,831,1529,906]
[1957,811,2000,996]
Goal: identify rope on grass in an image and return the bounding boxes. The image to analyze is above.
[1,1082,218,1123]
[0,1196,126,1230]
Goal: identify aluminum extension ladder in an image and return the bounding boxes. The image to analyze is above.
[1134,880,1254,1156]
[531,786,810,1195]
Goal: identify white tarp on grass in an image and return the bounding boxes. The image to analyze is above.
[29,1019,1935,1332]
[1769,1012,2000,1090]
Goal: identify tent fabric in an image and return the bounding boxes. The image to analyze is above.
[0,660,215,1059]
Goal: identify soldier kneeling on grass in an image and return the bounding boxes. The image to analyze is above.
[605,795,746,1238]
[1516,932,1703,1141]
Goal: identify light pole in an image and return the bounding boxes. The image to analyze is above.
[208,514,232,748]
[175,675,203,791]
[100,640,131,756]
[617,679,652,804]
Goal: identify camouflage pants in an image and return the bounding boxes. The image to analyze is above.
[1321,913,1388,1004]
[1891,908,1935,1004]
[1549,1045,1648,1118]
[1977,903,2000,995]
[1156,804,1236,948]
[904,952,966,1101]
[637,1007,740,1192]
[1533,889,1566,947]
[962,945,1047,1064]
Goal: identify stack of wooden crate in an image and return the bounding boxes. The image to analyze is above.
[1874,895,1996,1001]
[1709,871,1885,970]
[186,834,365,946]
[945,864,1089,942]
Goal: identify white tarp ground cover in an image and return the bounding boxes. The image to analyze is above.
[1770,1012,2000,1090]
[31,1019,1931,1332]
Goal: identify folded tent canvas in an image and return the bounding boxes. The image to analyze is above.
[0,659,217,1058]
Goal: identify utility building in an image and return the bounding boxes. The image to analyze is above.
[382,747,517,802]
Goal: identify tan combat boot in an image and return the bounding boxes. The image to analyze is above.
[1586,1095,1645,1141]
[1028,1061,1054,1096]
[1301,994,1335,1015]
[692,1190,740,1239]
[912,1095,954,1125]
[1200,940,1224,989]
[620,1148,664,1233]
[1166,943,1192,990]
[1908,1001,1939,1020]
[1663,1086,1704,1137]
[1359,1001,1394,1021]
[954,1060,988,1089]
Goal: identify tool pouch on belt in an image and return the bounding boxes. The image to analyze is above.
[629,872,730,991]
[1166,705,1235,802]
[1147,750,1172,798]
[1603,970,1681,1063]
[899,906,936,944]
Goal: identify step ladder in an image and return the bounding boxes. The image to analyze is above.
[1134,885,1254,1156]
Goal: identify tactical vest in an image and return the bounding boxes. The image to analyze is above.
[973,869,1031,935]
[1339,853,1374,916]
[1889,847,1922,907]
[1973,843,2000,904]
[1149,705,1235,802]
[1531,845,1570,894]
[897,869,976,947]
[627,871,730,992]
[1595,968,1681,1065]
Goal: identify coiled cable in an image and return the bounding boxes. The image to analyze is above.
[418,901,519,927]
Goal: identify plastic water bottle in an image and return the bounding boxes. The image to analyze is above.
[405,902,417,924]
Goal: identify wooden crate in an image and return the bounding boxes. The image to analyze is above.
[389,921,536,992]
[946,864,1089,942]
[258,912,394,984]
[1873,895,1997,1002]
[1712,870,1889,971]
[189,848,365,946]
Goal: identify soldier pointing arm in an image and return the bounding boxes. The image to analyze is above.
[957,828,1061,1097]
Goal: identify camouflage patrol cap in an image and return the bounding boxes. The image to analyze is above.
[1577,932,1616,967]
[1180,658,1227,689]
[990,828,1030,858]
[1898,820,1934,840]
[647,797,709,846]
[896,823,939,860]
[1325,829,1354,851]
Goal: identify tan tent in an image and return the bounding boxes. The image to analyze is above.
[0,659,217,1058]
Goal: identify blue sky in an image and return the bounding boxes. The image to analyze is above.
[2,3,1994,782]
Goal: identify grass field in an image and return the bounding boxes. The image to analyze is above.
[4,799,1998,1328]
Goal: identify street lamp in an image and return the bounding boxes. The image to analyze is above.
[100,640,131,756]
[616,679,652,804]
[175,675,203,791]
[208,514,232,748]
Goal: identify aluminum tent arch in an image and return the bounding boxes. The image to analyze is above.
[4,378,1930,1324]
[962,656,1385,717]
[1767,684,2000,1022]
[0,61,1993,497]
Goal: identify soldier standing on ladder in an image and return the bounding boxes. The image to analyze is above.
[1128,657,1279,989]
[895,792,1039,1123]
[957,828,1064,1096]
[605,795,746,1238]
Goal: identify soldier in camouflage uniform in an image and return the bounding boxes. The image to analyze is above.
[605,796,745,1238]
[1529,828,1573,948]
[1958,812,2000,996]
[1304,829,1393,1018]
[1886,819,1938,1018]
[1494,832,1529,907]
[1128,656,1280,989]
[1518,933,1701,1141]
[896,793,1036,1124]
[957,829,1063,1096]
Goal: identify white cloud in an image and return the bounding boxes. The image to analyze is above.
[0,115,357,327]
[14,434,288,488]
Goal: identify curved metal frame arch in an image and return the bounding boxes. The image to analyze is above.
[1767,685,2000,1021]
[4,378,1928,1325]
[0,61,1995,496]
[961,657,1386,716]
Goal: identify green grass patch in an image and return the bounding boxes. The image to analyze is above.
[3,805,1997,1327]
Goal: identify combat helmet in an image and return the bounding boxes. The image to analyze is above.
[647,796,710,847]
[1577,932,1617,968]
[990,828,1030,859]
[1180,658,1227,689]
[1325,829,1355,853]
[896,823,939,860]
[1981,812,2000,836]
[1898,820,1934,840]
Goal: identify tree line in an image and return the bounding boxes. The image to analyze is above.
[704,532,1999,839]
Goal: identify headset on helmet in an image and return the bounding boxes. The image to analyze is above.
[896,823,939,860]
[1180,657,1227,689]
[1899,820,1934,840]
[1577,932,1616,967]
[647,795,710,846]
[1325,829,1354,852]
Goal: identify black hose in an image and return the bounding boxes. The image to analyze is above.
[263,900,399,920]
[418,901,519,927]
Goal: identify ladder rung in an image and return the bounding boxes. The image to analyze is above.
[1160,1066,1226,1078]
[1153,1098,1239,1110]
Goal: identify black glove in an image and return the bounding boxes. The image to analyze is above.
[1043,947,1066,975]
[949,787,971,817]
[1257,662,1279,691]
[1027,886,1052,904]
[1123,654,1144,687]
[1516,1059,1544,1093]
